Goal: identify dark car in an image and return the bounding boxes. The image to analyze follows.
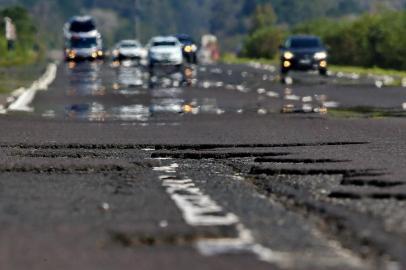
[280,35,328,76]
[175,34,198,64]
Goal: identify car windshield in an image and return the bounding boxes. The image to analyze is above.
[70,37,97,49]
[287,38,322,48]
[121,42,139,48]
[177,37,195,45]
[69,20,96,32]
[153,41,176,47]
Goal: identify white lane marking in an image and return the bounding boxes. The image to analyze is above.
[323,101,340,108]
[8,63,58,112]
[266,91,280,98]
[402,78,406,88]
[153,162,290,267]
[198,223,289,266]
[284,94,301,101]
[141,147,155,151]
[302,96,313,103]
[163,178,239,226]
[257,88,266,95]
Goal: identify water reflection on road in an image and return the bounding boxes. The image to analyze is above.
[63,61,207,122]
[66,62,105,97]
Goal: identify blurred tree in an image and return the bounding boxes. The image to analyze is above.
[250,3,277,32]
[242,3,284,59]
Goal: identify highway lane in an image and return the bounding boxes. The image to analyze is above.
[30,61,406,122]
[1,61,406,269]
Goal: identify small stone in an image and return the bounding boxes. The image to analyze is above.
[159,220,169,228]
[99,202,111,212]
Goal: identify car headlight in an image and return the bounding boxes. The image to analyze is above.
[68,50,76,59]
[314,52,327,60]
[184,45,197,53]
[283,51,294,60]
[184,45,192,53]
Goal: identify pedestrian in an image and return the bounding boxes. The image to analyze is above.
[4,17,17,51]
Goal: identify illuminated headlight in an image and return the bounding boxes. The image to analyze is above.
[184,45,192,53]
[283,51,294,60]
[97,50,103,57]
[91,52,98,58]
[68,50,76,59]
[314,52,327,60]
[184,45,197,53]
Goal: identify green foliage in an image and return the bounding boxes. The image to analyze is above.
[242,26,284,59]
[0,0,405,54]
[0,6,40,66]
[250,4,277,32]
[241,4,284,59]
[294,11,406,70]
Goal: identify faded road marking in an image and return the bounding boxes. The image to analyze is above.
[153,162,291,267]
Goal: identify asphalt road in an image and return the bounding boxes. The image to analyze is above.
[1,60,406,269]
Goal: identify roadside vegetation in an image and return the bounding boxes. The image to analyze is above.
[0,6,42,66]
[238,4,406,74]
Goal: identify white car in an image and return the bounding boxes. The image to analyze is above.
[112,40,147,61]
[147,36,183,69]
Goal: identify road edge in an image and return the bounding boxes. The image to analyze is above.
[0,62,58,113]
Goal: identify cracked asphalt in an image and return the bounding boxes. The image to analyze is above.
[1,61,406,269]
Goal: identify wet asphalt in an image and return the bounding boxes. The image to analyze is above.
[1,60,406,269]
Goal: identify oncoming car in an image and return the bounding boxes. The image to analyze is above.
[64,16,98,39]
[175,34,198,64]
[65,36,103,61]
[280,35,328,76]
[147,36,183,71]
[112,40,147,62]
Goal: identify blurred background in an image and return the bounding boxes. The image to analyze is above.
[0,0,405,69]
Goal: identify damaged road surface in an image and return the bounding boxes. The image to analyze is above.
[1,62,406,269]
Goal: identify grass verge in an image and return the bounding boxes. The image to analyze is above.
[222,54,406,85]
[221,53,278,66]
[328,107,406,119]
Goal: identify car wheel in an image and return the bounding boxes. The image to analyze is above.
[148,63,155,75]
[281,68,289,75]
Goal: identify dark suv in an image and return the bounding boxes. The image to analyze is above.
[175,34,198,64]
[280,35,328,76]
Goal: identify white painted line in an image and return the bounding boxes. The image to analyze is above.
[266,91,279,98]
[257,88,266,95]
[323,101,340,108]
[152,161,367,269]
[302,96,313,103]
[7,63,58,112]
[153,162,290,267]
[284,94,301,101]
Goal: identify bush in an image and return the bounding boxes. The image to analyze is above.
[241,3,284,59]
[242,26,284,59]
[293,11,406,70]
